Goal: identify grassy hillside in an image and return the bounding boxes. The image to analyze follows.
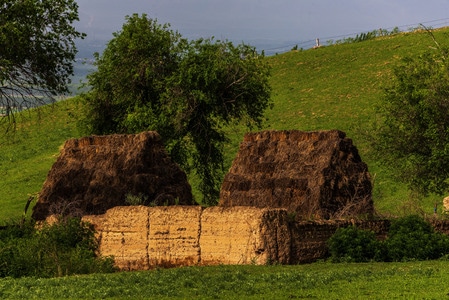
[1,28,449,222]
[0,99,83,222]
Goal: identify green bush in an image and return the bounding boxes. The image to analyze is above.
[328,216,449,263]
[0,218,116,278]
[385,215,449,261]
[327,226,382,262]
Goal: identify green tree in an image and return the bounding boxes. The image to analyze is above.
[372,35,449,196]
[83,14,272,205]
[0,0,85,123]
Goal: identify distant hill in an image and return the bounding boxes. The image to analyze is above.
[1,27,449,222]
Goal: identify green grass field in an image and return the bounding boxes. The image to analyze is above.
[1,28,449,221]
[1,260,449,299]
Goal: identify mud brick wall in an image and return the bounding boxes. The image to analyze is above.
[79,207,449,269]
[430,219,449,235]
[81,206,292,269]
[290,220,390,264]
[82,206,150,270]
[200,207,291,265]
[149,206,202,267]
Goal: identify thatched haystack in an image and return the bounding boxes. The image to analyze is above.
[219,130,373,220]
[32,131,194,221]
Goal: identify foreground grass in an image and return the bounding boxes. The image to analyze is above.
[1,261,449,299]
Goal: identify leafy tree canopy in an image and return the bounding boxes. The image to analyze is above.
[372,32,449,196]
[82,14,272,205]
[0,0,85,122]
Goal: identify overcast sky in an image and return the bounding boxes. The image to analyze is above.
[75,0,449,54]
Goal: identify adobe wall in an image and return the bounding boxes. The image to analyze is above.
[430,219,449,235]
[290,218,449,264]
[149,206,202,267]
[82,206,151,270]
[79,206,397,269]
[81,206,292,270]
[81,206,449,269]
[200,206,291,265]
[291,219,390,264]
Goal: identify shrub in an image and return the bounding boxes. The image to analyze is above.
[328,216,449,263]
[0,218,116,278]
[327,226,382,262]
[385,215,449,261]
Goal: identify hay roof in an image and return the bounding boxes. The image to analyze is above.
[32,131,194,220]
[219,130,373,220]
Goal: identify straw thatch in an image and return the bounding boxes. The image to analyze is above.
[32,131,194,220]
[219,130,373,220]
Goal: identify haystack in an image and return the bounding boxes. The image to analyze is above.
[32,131,194,220]
[219,130,373,220]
